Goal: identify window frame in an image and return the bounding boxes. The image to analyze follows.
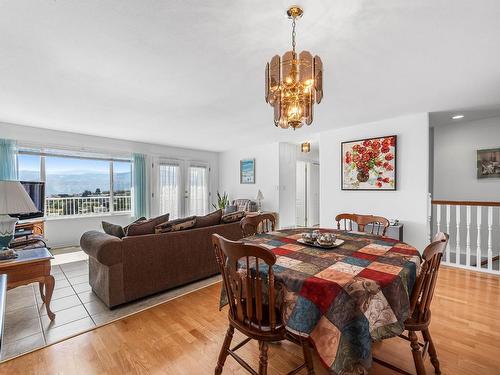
[16,149,132,219]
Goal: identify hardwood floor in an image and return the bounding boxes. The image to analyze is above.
[1,266,499,375]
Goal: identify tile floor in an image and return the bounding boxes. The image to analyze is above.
[0,254,221,362]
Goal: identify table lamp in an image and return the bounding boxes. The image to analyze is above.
[0,180,37,259]
[256,190,264,212]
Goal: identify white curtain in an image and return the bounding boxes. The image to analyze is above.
[159,164,180,219]
[188,166,208,216]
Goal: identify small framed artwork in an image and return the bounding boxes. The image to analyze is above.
[240,159,255,184]
[341,135,397,190]
[477,148,500,178]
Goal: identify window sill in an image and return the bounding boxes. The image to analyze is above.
[44,212,132,221]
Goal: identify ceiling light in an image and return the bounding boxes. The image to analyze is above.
[301,142,311,153]
[451,114,464,120]
[265,6,323,130]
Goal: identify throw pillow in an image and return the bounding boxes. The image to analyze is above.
[194,209,222,228]
[126,213,170,236]
[155,216,197,234]
[221,211,246,224]
[171,217,197,232]
[102,221,125,238]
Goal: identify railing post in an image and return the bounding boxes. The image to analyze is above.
[456,205,461,266]
[446,205,451,263]
[476,206,482,269]
[466,206,471,267]
[436,204,441,234]
[487,207,493,271]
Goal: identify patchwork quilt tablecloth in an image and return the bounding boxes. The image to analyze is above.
[242,228,421,375]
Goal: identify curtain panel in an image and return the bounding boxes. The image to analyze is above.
[0,139,17,180]
[132,153,149,218]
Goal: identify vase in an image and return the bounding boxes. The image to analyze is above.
[0,214,18,249]
[356,170,369,183]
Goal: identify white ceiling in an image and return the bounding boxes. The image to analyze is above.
[430,105,500,127]
[1,1,500,151]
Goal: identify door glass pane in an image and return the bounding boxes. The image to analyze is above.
[113,161,132,212]
[159,164,180,219]
[45,156,110,216]
[18,154,41,181]
[188,166,208,216]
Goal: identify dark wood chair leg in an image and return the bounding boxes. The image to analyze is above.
[215,325,234,375]
[423,329,441,374]
[301,340,315,375]
[258,341,269,375]
[409,330,426,375]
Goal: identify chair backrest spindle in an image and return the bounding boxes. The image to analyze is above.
[241,213,276,237]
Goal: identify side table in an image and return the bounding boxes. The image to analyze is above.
[0,247,55,320]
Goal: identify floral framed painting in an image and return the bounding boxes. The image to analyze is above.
[341,135,397,190]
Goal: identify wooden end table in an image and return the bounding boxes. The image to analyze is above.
[0,248,55,320]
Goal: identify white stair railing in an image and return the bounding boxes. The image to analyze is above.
[431,200,500,275]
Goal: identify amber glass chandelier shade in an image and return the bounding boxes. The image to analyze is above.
[265,7,323,130]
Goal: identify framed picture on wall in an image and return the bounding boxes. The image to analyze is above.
[477,148,500,178]
[341,135,397,190]
[240,159,255,184]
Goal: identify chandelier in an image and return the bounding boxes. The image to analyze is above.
[265,6,323,130]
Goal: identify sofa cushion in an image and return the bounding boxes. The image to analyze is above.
[221,211,246,224]
[102,221,125,238]
[123,217,146,234]
[194,209,222,228]
[126,213,170,236]
[155,216,197,234]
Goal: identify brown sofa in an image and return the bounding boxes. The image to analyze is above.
[80,221,243,308]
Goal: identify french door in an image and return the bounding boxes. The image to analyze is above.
[155,160,209,219]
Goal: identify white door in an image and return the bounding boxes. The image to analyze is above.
[186,163,209,216]
[307,163,320,226]
[296,161,307,227]
[158,161,182,219]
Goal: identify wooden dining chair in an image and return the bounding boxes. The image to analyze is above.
[373,232,449,375]
[335,213,390,236]
[212,234,314,375]
[241,213,276,237]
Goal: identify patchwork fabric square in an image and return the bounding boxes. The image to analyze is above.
[351,251,378,262]
[362,290,398,332]
[329,262,364,275]
[316,268,355,286]
[268,239,286,247]
[390,246,418,256]
[358,243,392,256]
[310,316,342,367]
[367,261,403,275]
[273,247,294,256]
[357,268,397,288]
[299,277,343,313]
[343,256,371,268]
[280,243,306,251]
[290,262,322,275]
[276,256,303,268]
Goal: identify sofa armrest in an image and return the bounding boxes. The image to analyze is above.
[80,231,123,266]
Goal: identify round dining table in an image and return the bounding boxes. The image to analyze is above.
[240,228,421,375]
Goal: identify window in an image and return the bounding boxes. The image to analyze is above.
[159,163,180,219]
[113,161,132,212]
[17,154,41,181]
[16,150,132,217]
[188,165,208,216]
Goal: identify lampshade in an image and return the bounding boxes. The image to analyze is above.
[0,180,37,215]
[256,190,264,201]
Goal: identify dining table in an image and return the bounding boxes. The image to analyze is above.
[238,228,422,375]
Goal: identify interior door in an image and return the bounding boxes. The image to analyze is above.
[307,162,320,226]
[296,161,307,227]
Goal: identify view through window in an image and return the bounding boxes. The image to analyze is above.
[17,152,132,217]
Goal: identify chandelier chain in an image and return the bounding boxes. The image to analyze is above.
[291,17,296,53]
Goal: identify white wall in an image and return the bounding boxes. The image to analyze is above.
[0,121,219,247]
[218,143,280,213]
[433,116,500,201]
[320,113,430,251]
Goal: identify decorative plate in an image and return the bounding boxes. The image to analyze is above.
[296,238,345,249]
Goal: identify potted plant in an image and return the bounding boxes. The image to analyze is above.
[212,191,236,214]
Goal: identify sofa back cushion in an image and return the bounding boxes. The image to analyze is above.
[126,213,170,236]
[194,209,222,228]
